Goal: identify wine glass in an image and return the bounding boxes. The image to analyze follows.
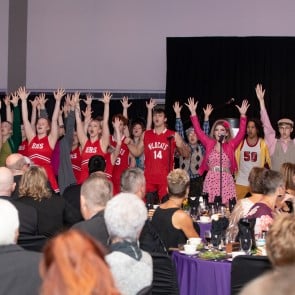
[204,230,212,248]
[240,237,252,255]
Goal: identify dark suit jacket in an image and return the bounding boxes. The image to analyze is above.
[0,196,38,236]
[16,194,67,237]
[62,183,83,225]
[0,244,42,295]
[72,210,109,247]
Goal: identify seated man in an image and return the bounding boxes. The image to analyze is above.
[0,199,41,294]
[72,172,112,247]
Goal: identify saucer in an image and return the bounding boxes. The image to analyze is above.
[179,250,199,256]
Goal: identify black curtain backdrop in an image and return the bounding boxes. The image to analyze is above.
[165,37,295,133]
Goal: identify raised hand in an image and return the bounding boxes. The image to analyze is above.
[10,92,19,107]
[82,105,92,121]
[71,92,80,108]
[37,93,48,109]
[203,104,213,121]
[121,96,132,109]
[185,97,198,115]
[85,94,93,106]
[146,98,157,110]
[30,96,39,109]
[17,86,30,101]
[53,88,66,101]
[255,84,265,103]
[236,99,250,116]
[100,91,112,104]
[173,101,182,118]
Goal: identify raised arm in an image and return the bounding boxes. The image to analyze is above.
[48,88,65,148]
[4,94,12,123]
[231,99,250,148]
[121,96,131,119]
[255,83,276,142]
[146,98,156,130]
[30,96,39,130]
[110,117,123,165]
[175,132,190,158]
[173,101,185,139]
[99,91,111,153]
[10,92,22,150]
[202,104,213,135]
[75,99,88,149]
[18,86,35,142]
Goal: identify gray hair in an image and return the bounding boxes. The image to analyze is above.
[120,168,146,194]
[0,199,19,245]
[104,193,147,242]
[81,173,113,209]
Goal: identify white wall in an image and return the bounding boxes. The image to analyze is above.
[0,0,9,91]
[22,0,295,91]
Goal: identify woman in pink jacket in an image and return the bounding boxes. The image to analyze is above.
[186,98,249,204]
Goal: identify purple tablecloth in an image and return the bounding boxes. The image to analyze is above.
[172,251,231,295]
[197,221,212,243]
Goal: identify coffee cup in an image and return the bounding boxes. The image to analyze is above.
[188,237,202,246]
[183,244,196,254]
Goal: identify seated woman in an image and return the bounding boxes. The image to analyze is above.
[245,169,285,237]
[151,169,199,250]
[104,192,152,295]
[40,229,119,295]
[17,166,72,237]
[227,167,266,241]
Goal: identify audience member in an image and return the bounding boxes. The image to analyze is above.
[256,83,295,171]
[245,169,285,237]
[62,154,108,226]
[240,214,295,295]
[235,118,271,199]
[72,173,113,247]
[5,153,30,199]
[104,192,153,295]
[40,229,120,295]
[152,169,199,250]
[187,97,249,204]
[120,167,146,199]
[0,166,38,236]
[17,166,71,237]
[0,199,41,295]
[227,167,266,241]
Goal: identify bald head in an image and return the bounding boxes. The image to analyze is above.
[6,153,27,175]
[0,167,15,196]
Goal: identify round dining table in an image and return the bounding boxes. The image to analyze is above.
[172,251,231,295]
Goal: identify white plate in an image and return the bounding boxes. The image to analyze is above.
[179,250,199,255]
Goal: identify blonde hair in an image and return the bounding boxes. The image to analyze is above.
[167,169,190,197]
[19,166,51,200]
[210,119,233,141]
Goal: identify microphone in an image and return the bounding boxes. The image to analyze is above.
[167,135,174,140]
[225,97,235,105]
[218,134,225,143]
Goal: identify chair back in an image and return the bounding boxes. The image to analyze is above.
[231,255,272,295]
[151,252,179,294]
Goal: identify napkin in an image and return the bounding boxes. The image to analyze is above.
[211,217,229,246]
[237,218,256,247]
